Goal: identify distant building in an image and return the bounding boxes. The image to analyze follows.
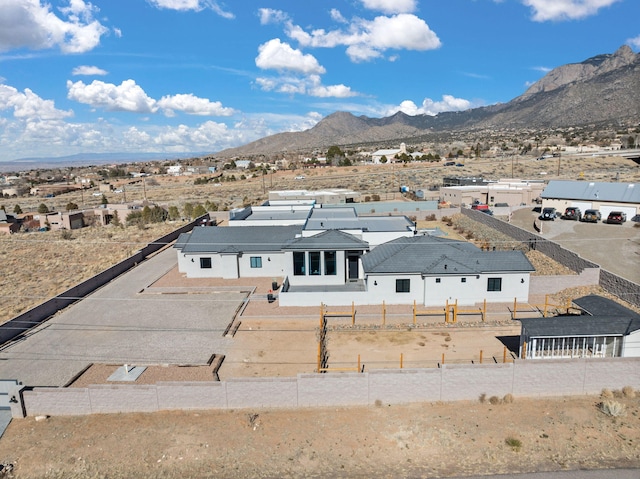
[440,179,545,207]
[268,189,360,205]
[167,165,182,175]
[371,143,407,164]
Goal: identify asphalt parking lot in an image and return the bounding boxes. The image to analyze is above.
[509,207,640,284]
[0,248,246,387]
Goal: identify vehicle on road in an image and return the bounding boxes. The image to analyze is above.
[562,207,582,221]
[540,207,558,221]
[606,211,627,224]
[581,209,602,223]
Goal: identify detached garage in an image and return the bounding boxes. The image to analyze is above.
[519,295,640,359]
[540,181,639,221]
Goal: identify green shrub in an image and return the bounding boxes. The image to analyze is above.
[505,437,522,451]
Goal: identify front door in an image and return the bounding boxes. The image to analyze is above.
[347,255,359,281]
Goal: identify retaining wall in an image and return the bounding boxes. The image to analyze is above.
[11,358,640,417]
[460,209,640,307]
[0,216,208,346]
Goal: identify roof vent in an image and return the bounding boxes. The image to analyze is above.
[589,182,595,186]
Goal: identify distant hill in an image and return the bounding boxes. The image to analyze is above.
[0,152,203,172]
[218,45,640,157]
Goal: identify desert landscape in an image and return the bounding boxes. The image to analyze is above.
[0,153,639,478]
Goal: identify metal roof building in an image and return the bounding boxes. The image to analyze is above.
[540,180,639,220]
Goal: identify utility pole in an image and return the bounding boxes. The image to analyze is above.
[556,148,561,177]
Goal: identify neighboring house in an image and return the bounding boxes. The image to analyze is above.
[0,210,19,234]
[301,207,415,247]
[440,179,545,207]
[268,189,361,205]
[90,204,143,226]
[40,211,84,230]
[228,204,416,247]
[519,295,640,359]
[174,225,534,307]
[541,180,639,221]
[167,165,182,176]
[371,143,407,164]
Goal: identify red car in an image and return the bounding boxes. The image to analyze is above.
[606,211,627,224]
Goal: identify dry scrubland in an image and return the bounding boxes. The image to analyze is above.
[0,222,187,323]
[0,154,639,478]
[1,392,639,478]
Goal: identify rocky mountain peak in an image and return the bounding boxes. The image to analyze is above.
[517,44,638,101]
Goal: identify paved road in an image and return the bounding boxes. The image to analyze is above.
[0,248,245,386]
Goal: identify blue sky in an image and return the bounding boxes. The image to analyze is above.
[0,0,638,162]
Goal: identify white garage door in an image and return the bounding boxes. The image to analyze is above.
[599,206,636,221]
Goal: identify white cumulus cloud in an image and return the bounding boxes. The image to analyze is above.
[285,13,441,62]
[256,38,326,74]
[0,0,109,53]
[0,84,73,120]
[360,0,417,14]
[72,65,108,76]
[387,95,473,116]
[255,74,357,99]
[626,35,640,50]
[157,93,235,117]
[67,79,158,113]
[522,0,621,21]
[67,79,235,117]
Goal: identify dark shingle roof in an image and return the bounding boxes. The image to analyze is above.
[520,295,640,337]
[175,225,303,254]
[283,229,369,251]
[519,316,640,337]
[362,235,534,275]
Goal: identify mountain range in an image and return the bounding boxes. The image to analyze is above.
[218,45,640,157]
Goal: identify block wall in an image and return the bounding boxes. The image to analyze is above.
[17,358,640,418]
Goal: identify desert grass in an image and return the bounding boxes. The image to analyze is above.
[0,221,187,324]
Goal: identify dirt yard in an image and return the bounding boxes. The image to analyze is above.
[1,392,639,478]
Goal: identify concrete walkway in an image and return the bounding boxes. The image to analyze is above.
[0,248,244,387]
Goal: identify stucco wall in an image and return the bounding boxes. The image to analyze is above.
[13,358,640,417]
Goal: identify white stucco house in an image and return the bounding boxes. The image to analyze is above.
[174,225,534,308]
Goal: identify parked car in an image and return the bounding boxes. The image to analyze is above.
[540,207,557,221]
[606,211,627,224]
[581,209,601,223]
[562,207,582,221]
[471,202,490,212]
